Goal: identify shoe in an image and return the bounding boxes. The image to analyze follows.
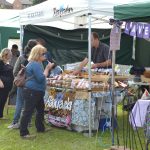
[21,134,36,140]
[7,123,20,129]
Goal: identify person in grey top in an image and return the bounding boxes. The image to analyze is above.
[73,32,112,74]
[9,44,20,68]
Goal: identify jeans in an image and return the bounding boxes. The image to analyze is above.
[20,87,45,136]
[13,87,24,123]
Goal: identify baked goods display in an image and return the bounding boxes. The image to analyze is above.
[46,71,128,91]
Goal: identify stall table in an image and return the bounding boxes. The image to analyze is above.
[44,73,125,132]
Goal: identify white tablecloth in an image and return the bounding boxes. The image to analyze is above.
[129,99,150,129]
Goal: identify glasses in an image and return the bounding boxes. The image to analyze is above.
[41,53,46,56]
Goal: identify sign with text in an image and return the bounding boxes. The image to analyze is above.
[124,22,150,39]
[110,26,121,51]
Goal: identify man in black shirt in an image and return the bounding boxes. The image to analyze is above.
[73,32,112,74]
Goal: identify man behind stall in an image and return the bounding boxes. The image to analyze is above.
[73,32,112,75]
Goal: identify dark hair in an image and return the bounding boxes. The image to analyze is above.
[92,32,99,40]
[11,44,19,57]
[12,44,18,49]
[36,38,46,46]
[27,39,37,49]
[24,39,37,58]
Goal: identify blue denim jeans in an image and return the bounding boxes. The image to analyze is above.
[13,87,24,124]
[20,87,45,136]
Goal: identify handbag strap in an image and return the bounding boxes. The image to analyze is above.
[24,62,34,82]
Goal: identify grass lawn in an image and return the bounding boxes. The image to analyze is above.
[0,105,147,150]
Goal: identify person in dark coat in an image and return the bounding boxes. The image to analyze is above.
[0,48,14,119]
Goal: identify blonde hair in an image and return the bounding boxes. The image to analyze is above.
[0,48,11,63]
[28,44,47,62]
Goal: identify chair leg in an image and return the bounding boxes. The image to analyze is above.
[5,96,10,115]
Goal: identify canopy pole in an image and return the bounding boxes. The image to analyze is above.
[88,13,92,137]
[109,20,122,146]
[111,50,116,145]
[20,25,24,55]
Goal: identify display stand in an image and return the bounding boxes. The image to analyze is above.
[44,84,122,134]
[44,69,129,134]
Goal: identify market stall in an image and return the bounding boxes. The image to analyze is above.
[43,69,128,132]
[19,0,145,137]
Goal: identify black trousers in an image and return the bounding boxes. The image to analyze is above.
[20,87,45,136]
[0,88,10,118]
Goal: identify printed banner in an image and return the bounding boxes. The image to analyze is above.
[124,22,150,39]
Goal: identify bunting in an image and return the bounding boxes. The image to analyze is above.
[124,22,150,39]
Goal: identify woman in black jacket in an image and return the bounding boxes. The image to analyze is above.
[0,48,13,119]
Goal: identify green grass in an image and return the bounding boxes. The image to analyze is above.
[0,105,146,150]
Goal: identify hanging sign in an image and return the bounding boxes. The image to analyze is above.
[110,25,121,51]
[124,22,150,39]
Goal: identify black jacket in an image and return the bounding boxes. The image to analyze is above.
[0,60,14,91]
